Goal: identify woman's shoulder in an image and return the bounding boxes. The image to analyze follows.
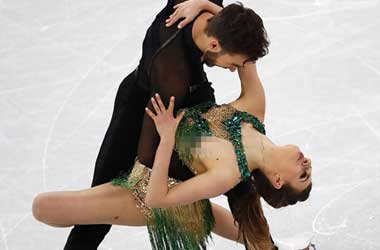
[226,101,265,124]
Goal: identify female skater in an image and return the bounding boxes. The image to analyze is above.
[33,62,312,250]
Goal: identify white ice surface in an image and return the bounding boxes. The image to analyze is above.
[0,0,380,249]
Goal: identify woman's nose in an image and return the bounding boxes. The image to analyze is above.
[303,158,312,167]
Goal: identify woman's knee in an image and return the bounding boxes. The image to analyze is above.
[32,193,50,223]
[32,192,73,227]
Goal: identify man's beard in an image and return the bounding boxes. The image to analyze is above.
[201,50,222,67]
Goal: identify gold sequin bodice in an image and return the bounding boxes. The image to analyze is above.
[200,103,236,141]
[175,101,266,180]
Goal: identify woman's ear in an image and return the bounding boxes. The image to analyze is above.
[272,174,283,189]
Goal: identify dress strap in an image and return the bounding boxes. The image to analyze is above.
[223,106,266,181]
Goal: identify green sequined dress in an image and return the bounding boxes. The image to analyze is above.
[111,101,266,250]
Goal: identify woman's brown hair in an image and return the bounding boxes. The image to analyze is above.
[227,169,312,250]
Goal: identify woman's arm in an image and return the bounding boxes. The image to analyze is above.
[147,164,239,208]
[166,0,223,28]
[166,1,266,123]
[231,63,266,123]
[143,94,183,207]
[144,94,239,208]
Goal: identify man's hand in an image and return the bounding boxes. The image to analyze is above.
[145,94,185,142]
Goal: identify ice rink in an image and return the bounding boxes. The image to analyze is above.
[1,0,380,249]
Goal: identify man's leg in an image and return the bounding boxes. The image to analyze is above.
[63,71,149,250]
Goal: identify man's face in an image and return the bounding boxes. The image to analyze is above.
[202,50,249,72]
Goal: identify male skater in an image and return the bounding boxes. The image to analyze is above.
[63,1,270,249]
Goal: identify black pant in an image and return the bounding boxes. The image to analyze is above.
[63,71,215,250]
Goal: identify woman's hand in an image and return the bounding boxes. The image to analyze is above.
[145,93,185,142]
[166,0,208,29]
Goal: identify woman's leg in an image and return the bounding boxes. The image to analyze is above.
[32,183,146,227]
[32,182,244,244]
[211,202,244,244]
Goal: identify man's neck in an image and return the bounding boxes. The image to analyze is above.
[192,12,214,53]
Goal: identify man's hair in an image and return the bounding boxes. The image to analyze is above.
[205,2,269,62]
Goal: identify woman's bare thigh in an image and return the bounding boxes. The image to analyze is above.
[33,182,147,227]
[34,182,242,245]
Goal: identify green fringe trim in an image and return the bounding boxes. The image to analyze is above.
[147,199,215,250]
[111,159,216,250]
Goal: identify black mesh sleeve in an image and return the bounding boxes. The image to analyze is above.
[135,0,223,180]
[137,23,191,168]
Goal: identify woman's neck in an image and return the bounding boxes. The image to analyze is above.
[241,123,276,176]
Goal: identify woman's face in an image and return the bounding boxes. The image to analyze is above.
[275,144,312,192]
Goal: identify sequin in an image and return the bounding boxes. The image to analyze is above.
[111,160,182,220]
[111,159,215,250]
[174,102,213,171]
[175,101,266,182]
[110,101,266,250]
